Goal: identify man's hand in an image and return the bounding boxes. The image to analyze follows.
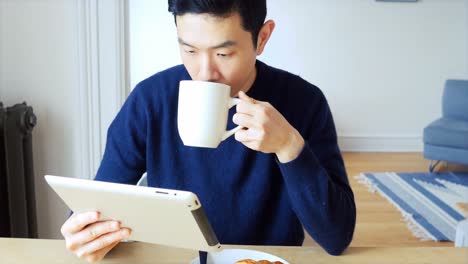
[61,211,131,263]
[233,91,305,163]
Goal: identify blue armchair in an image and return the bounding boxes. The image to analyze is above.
[423,79,468,172]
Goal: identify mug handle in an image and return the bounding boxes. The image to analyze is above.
[221,98,243,141]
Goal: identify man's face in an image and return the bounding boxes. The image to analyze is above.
[176,12,258,96]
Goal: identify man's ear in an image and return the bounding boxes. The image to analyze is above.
[256,20,275,55]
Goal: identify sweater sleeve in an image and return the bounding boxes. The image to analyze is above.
[94,86,147,184]
[278,94,356,255]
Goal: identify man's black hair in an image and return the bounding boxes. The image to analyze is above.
[168,0,267,48]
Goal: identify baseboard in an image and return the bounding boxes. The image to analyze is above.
[338,135,423,152]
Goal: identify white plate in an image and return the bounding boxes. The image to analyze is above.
[190,249,289,264]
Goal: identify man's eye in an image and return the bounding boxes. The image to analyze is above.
[185,50,196,54]
[217,53,229,57]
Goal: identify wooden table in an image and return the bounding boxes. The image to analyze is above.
[0,238,466,264]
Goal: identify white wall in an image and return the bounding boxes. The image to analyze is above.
[129,0,180,88]
[1,0,127,239]
[0,0,81,238]
[129,0,468,152]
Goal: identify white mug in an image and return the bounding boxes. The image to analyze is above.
[177,80,242,148]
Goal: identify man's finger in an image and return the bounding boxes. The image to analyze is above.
[236,102,256,115]
[238,91,261,104]
[238,91,253,102]
[83,240,120,263]
[67,221,121,250]
[233,113,256,128]
[61,212,100,236]
[235,128,263,142]
[236,91,261,114]
[76,228,131,260]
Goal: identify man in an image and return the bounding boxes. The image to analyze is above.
[60,0,356,262]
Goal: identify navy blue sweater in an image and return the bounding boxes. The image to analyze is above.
[95,60,356,255]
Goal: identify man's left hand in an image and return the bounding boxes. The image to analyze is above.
[233,91,305,163]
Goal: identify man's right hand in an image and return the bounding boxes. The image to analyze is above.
[61,211,131,263]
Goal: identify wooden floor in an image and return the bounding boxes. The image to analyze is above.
[302,152,459,247]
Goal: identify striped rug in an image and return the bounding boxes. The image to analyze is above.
[357,172,468,241]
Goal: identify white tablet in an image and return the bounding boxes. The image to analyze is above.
[45,175,221,252]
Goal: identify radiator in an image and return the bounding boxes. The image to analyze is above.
[0,102,38,238]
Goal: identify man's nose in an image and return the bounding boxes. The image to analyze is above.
[198,55,220,82]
